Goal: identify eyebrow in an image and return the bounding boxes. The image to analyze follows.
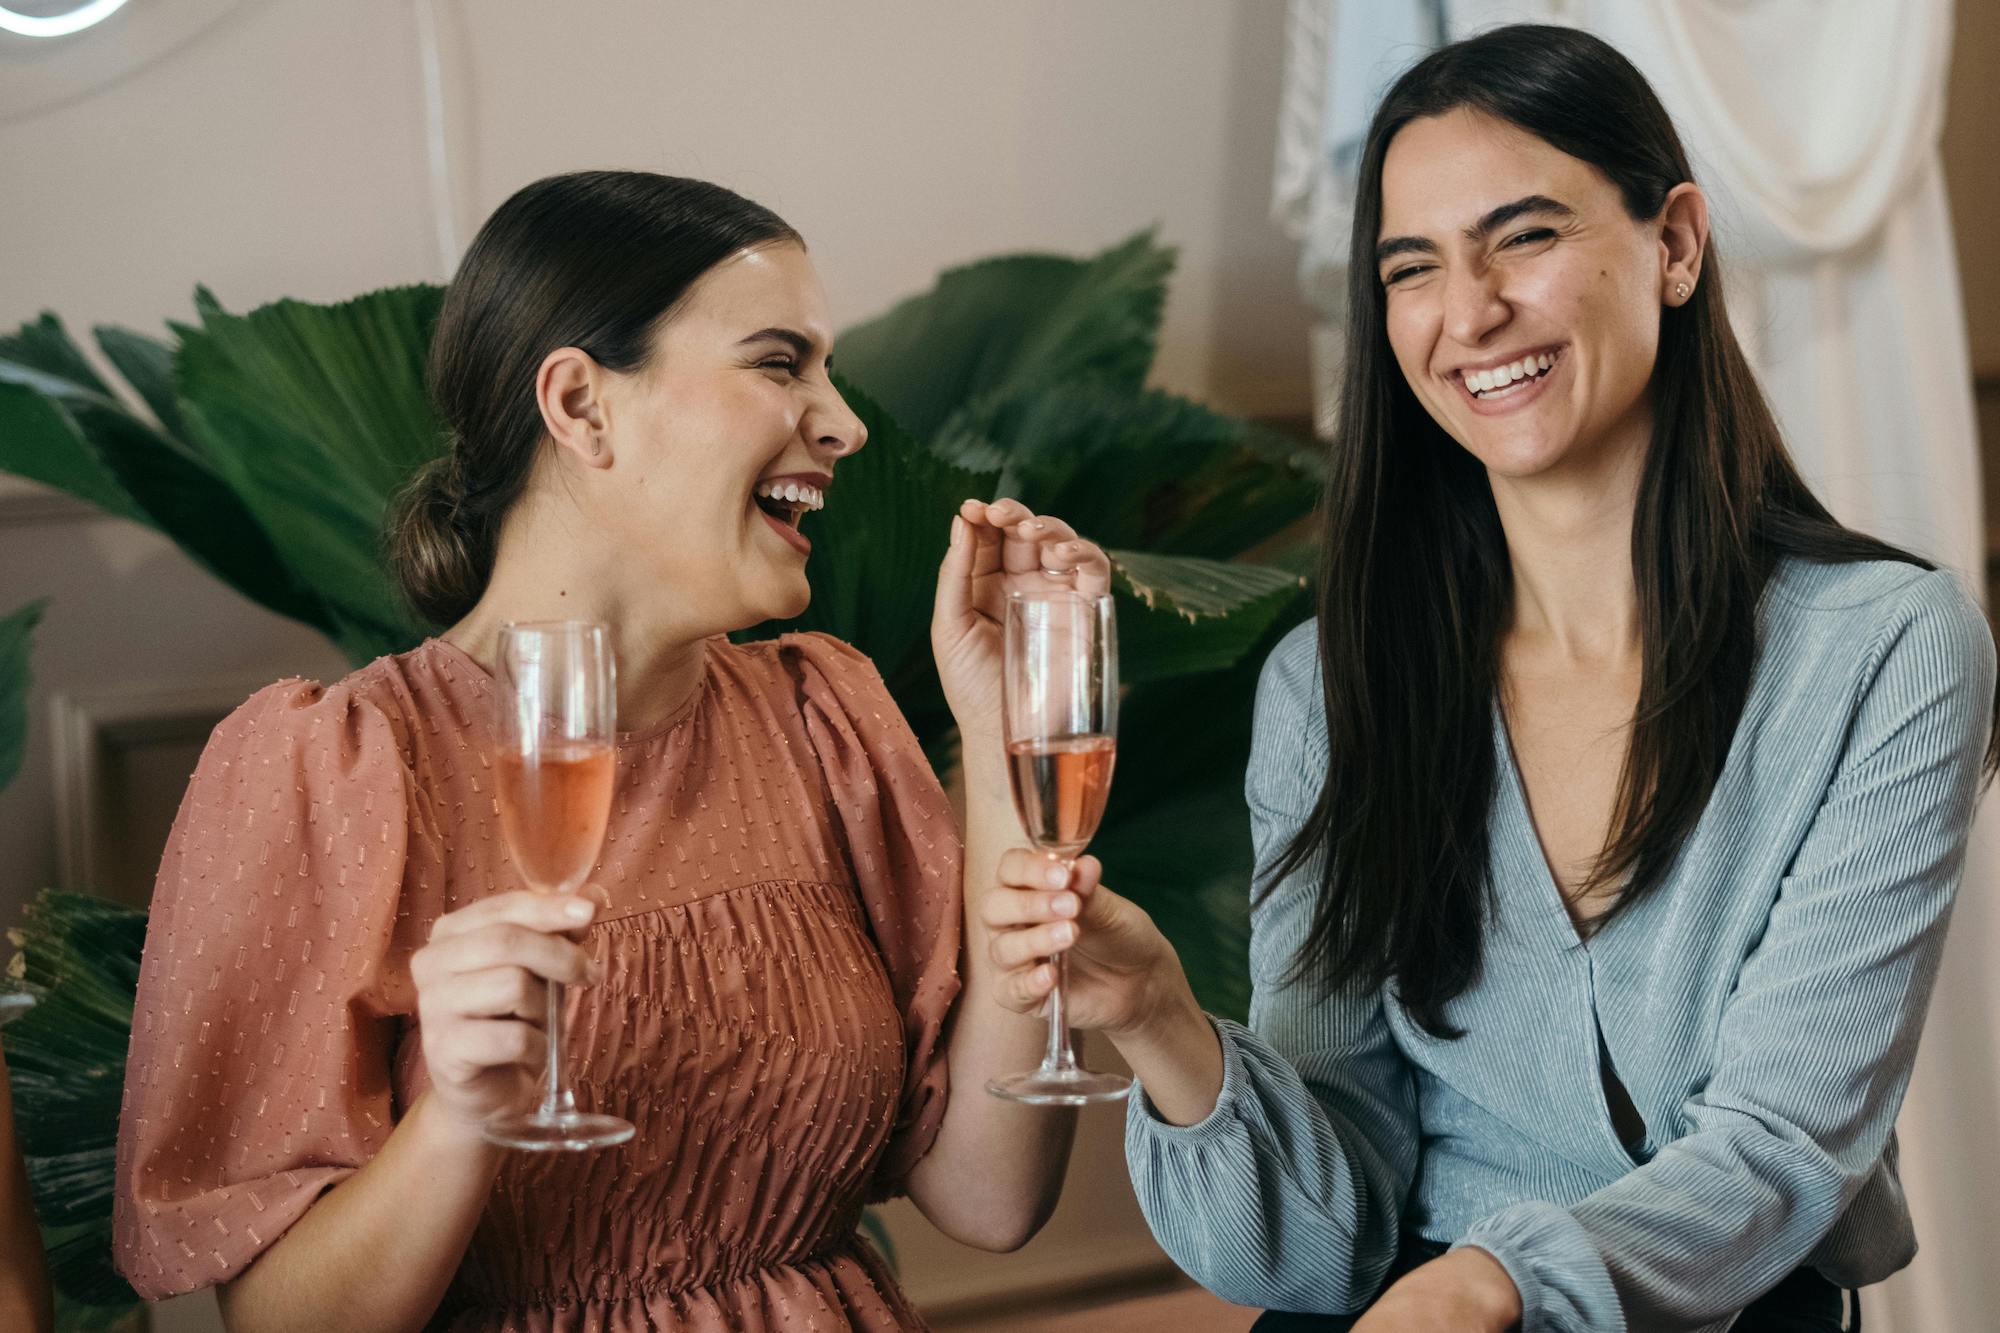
[738,327,818,359]
[1374,194,1576,267]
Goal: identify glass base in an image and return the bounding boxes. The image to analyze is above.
[987,1064,1133,1106]
[482,1109,635,1152]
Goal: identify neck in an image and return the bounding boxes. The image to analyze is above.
[443,505,712,735]
[1489,424,1648,666]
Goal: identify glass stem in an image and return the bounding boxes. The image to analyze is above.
[1043,855,1080,1074]
[1044,953,1080,1073]
[541,979,574,1120]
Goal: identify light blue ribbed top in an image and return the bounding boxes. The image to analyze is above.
[1124,558,1995,1332]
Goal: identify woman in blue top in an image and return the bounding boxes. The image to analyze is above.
[977,24,1998,1333]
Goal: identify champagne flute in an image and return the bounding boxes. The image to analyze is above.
[988,589,1132,1105]
[483,621,634,1151]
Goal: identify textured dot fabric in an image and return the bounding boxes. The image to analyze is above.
[1125,560,1996,1333]
[113,632,961,1332]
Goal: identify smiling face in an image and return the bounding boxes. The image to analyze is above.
[584,240,865,631]
[1376,108,1677,484]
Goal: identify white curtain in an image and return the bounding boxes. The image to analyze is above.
[1276,4,1995,1329]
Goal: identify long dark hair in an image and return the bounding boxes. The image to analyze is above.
[1266,24,2000,1038]
[386,171,799,626]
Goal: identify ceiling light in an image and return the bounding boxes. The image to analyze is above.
[0,0,132,39]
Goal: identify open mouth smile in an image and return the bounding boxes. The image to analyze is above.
[1452,345,1565,415]
[751,475,828,555]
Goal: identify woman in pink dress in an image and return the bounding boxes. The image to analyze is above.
[112,171,1108,1332]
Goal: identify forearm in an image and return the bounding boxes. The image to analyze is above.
[905,737,1077,1251]
[218,1093,500,1333]
[0,1058,53,1333]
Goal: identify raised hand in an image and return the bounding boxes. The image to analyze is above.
[932,497,1112,749]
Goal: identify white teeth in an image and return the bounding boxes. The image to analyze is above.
[755,480,825,511]
[1466,351,1557,397]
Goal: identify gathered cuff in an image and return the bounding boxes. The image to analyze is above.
[1456,1200,1622,1333]
[1126,1013,1248,1145]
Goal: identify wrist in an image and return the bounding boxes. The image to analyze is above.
[411,1092,504,1166]
[1109,955,1205,1051]
[1451,1247,1524,1329]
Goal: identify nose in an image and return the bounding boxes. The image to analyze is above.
[1441,262,1510,350]
[807,378,867,458]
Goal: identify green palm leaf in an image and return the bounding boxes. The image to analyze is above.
[4,891,148,1321]
[93,326,186,440]
[1108,549,1306,684]
[935,382,1321,557]
[172,286,443,659]
[0,314,110,399]
[177,285,446,497]
[0,382,144,523]
[835,231,1173,439]
[1,599,47,791]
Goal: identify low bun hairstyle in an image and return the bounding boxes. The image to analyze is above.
[386,170,801,627]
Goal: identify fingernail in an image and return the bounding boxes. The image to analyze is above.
[1025,519,1043,531]
[1045,864,1069,887]
[1039,965,1056,987]
[1053,922,1076,945]
[950,515,965,545]
[565,898,593,921]
[1053,893,1078,917]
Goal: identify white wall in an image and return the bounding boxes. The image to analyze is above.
[0,1,1309,1325]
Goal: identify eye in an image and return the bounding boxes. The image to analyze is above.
[1383,263,1435,287]
[1503,227,1557,249]
[756,355,801,376]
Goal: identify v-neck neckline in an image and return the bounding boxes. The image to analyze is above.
[1491,703,1600,952]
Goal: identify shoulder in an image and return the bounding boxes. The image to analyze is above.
[1255,620,1324,732]
[1249,621,1327,798]
[723,630,892,702]
[719,631,915,739]
[203,654,419,779]
[1763,558,1994,690]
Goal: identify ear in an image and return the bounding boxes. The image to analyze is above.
[1658,182,1709,307]
[535,346,614,471]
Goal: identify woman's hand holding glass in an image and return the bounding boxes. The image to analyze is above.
[409,887,605,1140]
[931,497,1112,747]
[980,851,1193,1038]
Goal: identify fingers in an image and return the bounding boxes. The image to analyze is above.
[1000,960,1059,1013]
[443,1018,548,1073]
[415,920,601,989]
[991,920,1079,969]
[958,498,1113,596]
[996,847,1077,892]
[430,888,596,940]
[984,849,1101,1007]
[934,513,978,629]
[1044,538,1113,598]
[446,965,547,1022]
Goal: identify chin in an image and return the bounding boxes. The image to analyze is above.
[755,573,813,625]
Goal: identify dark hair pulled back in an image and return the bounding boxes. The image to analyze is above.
[387,170,799,626]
